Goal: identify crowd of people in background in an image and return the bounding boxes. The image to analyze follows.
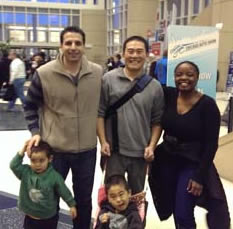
[105,53,125,72]
[0,50,50,86]
[0,50,51,111]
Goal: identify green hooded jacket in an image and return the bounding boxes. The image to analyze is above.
[10,153,76,219]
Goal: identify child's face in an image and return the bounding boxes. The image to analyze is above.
[107,184,131,213]
[30,151,52,174]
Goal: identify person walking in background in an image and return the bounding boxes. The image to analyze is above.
[30,52,47,78]
[10,140,77,229]
[97,35,164,195]
[24,26,102,229]
[106,56,116,72]
[7,50,26,111]
[148,59,157,79]
[0,51,11,89]
[149,61,230,229]
[154,50,168,86]
[114,53,124,68]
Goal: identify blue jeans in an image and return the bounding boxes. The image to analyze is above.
[8,78,26,109]
[173,167,197,228]
[160,157,197,229]
[52,148,96,229]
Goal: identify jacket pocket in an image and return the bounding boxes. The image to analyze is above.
[46,116,79,152]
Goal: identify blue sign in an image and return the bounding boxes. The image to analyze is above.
[167,25,219,99]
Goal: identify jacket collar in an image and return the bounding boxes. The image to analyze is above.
[53,53,92,79]
[118,67,146,81]
[101,200,138,215]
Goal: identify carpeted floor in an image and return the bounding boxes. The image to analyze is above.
[0,191,72,229]
[0,103,27,131]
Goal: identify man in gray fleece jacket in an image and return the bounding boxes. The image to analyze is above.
[24,26,102,229]
[97,35,164,194]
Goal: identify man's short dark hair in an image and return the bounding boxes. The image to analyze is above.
[105,175,130,193]
[31,141,53,158]
[33,52,45,61]
[37,52,46,59]
[60,26,86,45]
[123,35,149,54]
[115,53,121,60]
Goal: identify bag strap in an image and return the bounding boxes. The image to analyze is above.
[105,74,153,118]
[105,74,153,153]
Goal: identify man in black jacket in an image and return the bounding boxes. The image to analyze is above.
[0,51,11,89]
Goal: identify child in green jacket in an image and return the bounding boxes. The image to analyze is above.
[10,140,77,229]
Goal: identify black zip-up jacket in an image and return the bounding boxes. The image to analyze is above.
[95,200,144,229]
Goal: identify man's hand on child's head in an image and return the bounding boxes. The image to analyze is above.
[26,135,41,157]
[70,206,77,219]
[19,140,30,156]
[99,213,109,223]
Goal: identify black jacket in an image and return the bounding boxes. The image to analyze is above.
[149,147,230,228]
[0,57,11,83]
[95,200,144,229]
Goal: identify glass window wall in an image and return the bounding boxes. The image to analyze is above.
[37,30,46,42]
[61,15,69,26]
[50,31,60,42]
[16,7,25,12]
[176,0,181,17]
[158,0,209,27]
[6,0,87,3]
[0,5,80,44]
[4,13,14,24]
[27,14,37,25]
[39,14,49,26]
[10,30,26,42]
[49,15,59,26]
[184,0,189,16]
[193,0,199,14]
[16,13,26,25]
[72,16,79,26]
[107,0,128,55]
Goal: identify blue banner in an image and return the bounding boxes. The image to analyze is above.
[167,25,219,98]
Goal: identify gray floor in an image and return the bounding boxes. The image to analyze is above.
[0,191,73,229]
[0,208,72,229]
[0,103,27,131]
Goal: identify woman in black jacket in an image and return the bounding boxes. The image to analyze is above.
[149,61,230,229]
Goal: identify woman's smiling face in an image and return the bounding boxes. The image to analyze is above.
[174,62,199,92]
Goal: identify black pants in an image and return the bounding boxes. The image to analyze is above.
[23,214,58,229]
[52,149,96,229]
[105,153,147,194]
